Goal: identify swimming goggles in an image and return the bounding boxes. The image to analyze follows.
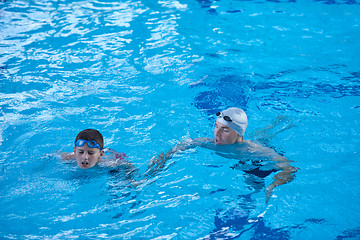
[74,139,102,150]
[216,112,232,122]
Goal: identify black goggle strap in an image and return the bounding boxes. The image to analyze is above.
[216,112,232,122]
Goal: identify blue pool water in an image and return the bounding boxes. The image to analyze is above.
[1,0,360,239]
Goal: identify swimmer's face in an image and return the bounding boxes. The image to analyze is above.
[73,144,104,169]
[214,121,240,145]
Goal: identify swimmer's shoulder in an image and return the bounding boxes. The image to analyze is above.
[102,148,128,161]
[191,137,215,150]
[192,137,213,144]
[239,139,278,156]
[233,140,267,153]
[60,152,75,160]
[99,150,130,168]
[241,139,265,147]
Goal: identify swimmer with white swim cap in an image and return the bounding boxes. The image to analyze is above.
[148,107,298,203]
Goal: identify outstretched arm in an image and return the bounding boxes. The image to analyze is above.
[266,156,298,203]
[146,138,209,176]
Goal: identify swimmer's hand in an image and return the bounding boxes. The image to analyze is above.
[129,179,147,188]
[147,138,206,175]
[145,152,167,176]
[266,184,275,203]
[148,152,166,169]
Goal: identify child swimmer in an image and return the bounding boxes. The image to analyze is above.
[61,129,129,169]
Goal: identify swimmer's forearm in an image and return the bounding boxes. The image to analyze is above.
[266,154,297,202]
[266,165,297,202]
[164,138,201,160]
[273,156,298,177]
[147,138,202,174]
[272,166,297,186]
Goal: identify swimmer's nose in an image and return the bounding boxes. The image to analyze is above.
[214,128,221,137]
[83,152,89,160]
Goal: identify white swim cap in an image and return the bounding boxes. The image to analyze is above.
[216,107,248,137]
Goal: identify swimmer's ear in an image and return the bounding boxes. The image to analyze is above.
[73,147,76,153]
[100,150,105,157]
